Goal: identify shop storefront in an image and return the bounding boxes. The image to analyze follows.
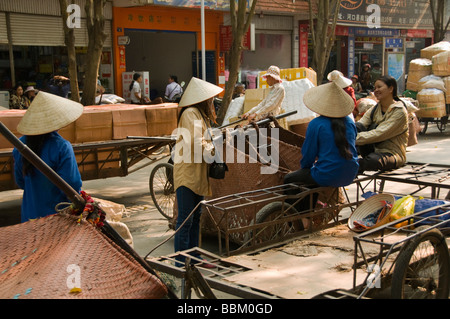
[297,0,435,88]
[336,0,434,92]
[217,13,294,89]
[112,5,224,100]
[0,0,113,97]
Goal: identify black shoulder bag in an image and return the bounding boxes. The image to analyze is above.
[201,115,228,179]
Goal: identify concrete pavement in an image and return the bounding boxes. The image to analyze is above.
[0,123,449,298]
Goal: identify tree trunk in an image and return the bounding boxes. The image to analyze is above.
[59,0,80,102]
[216,0,257,125]
[81,0,108,106]
[308,0,341,84]
[430,0,450,42]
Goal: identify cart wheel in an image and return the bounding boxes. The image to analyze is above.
[391,227,450,299]
[418,119,428,135]
[149,162,175,220]
[251,201,302,244]
[437,116,448,132]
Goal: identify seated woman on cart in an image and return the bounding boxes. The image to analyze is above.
[355,75,409,174]
[283,81,359,212]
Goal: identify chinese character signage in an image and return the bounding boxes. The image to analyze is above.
[385,38,403,49]
[348,36,355,77]
[299,24,309,67]
[338,0,433,29]
[220,25,251,51]
[154,0,249,11]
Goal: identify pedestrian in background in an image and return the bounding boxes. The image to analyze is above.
[47,75,70,98]
[129,72,162,104]
[9,84,29,109]
[360,64,372,91]
[351,75,363,93]
[242,65,285,122]
[370,63,382,86]
[164,75,183,102]
[327,70,357,108]
[24,86,38,104]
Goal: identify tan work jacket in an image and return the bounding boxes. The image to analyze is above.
[173,106,214,197]
[356,100,409,166]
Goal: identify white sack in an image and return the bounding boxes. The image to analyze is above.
[222,96,245,125]
[281,78,317,125]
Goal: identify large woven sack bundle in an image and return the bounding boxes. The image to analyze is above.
[420,41,450,60]
[443,76,450,104]
[416,88,446,118]
[418,74,446,92]
[432,51,450,76]
[407,58,432,91]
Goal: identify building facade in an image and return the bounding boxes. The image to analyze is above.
[299,0,442,88]
[0,0,114,95]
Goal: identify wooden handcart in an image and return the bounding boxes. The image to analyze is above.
[0,135,176,192]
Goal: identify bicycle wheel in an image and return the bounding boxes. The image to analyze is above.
[391,227,450,299]
[149,162,175,220]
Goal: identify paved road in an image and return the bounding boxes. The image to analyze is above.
[0,124,449,298]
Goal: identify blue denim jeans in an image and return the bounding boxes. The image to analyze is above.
[174,186,203,266]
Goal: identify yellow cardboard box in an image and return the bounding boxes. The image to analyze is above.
[258,67,317,88]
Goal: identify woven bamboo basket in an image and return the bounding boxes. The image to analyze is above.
[348,193,395,233]
[0,213,168,299]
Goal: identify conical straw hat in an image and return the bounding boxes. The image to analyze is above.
[327,70,352,88]
[303,82,355,118]
[178,77,223,108]
[17,91,83,135]
[348,193,395,233]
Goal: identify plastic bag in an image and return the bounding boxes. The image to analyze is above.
[389,195,415,228]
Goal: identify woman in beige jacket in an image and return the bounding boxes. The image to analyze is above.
[356,75,408,174]
[172,77,223,267]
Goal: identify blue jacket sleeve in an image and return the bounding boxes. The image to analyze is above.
[300,120,319,169]
[56,140,82,193]
[12,149,24,189]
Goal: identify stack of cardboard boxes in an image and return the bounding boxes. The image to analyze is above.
[0,103,180,190]
[0,103,179,149]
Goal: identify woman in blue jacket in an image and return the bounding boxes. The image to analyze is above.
[284,81,359,213]
[13,91,83,222]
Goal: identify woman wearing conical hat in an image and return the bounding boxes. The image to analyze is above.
[284,82,359,215]
[13,92,83,222]
[172,77,223,268]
